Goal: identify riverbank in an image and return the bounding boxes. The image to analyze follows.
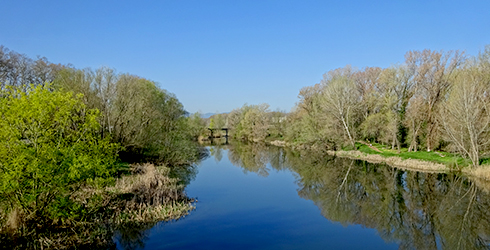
[325,150,447,173]
[268,140,490,181]
[0,163,196,249]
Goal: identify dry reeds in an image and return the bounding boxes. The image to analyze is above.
[464,165,490,193]
[108,163,194,223]
[268,140,286,147]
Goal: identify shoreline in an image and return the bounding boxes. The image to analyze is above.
[267,140,490,182]
[325,150,448,173]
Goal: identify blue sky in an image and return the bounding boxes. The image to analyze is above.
[1,1,489,113]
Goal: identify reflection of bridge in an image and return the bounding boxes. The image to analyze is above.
[207,128,229,138]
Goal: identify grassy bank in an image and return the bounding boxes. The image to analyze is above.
[354,142,490,181]
[267,139,490,177]
[326,149,448,173]
[354,142,473,168]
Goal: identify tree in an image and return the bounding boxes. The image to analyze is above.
[378,66,417,150]
[288,84,327,146]
[319,66,361,148]
[54,68,199,165]
[227,104,270,142]
[187,112,207,138]
[439,62,490,167]
[0,46,61,90]
[214,114,226,130]
[405,49,465,151]
[242,104,270,141]
[268,110,287,138]
[0,85,119,226]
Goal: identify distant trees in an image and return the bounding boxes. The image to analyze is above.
[206,113,227,137]
[187,112,207,138]
[228,104,267,141]
[213,114,226,130]
[268,111,287,139]
[223,104,288,144]
[0,46,61,90]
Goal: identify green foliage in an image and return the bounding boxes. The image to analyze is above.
[187,112,207,138]
[282,48,490,166]
[228,103,271,142]
[0,85,119,223]
[213,113,226,130]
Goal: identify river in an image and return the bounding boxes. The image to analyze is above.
[114,143,490,250]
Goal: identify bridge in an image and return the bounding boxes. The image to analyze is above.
[207,128,229,138]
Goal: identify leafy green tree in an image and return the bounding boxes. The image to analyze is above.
[0,85,119,228]
[227,104,270,142]
[187,112,207,138]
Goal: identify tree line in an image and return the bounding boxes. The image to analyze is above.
[218,46,490,167]
[0,45,202,165]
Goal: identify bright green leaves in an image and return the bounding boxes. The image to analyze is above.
[0,84,119,220]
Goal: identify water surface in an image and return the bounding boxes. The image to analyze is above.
[116,143,490,250]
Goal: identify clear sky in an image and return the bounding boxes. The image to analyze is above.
[1,1,489,113]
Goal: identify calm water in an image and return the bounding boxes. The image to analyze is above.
[115,143,490,250]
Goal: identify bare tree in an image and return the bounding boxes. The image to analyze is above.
[0,46,61,89]
[439,63,490,167]
[319,66,361,148]
[405,49,465,151]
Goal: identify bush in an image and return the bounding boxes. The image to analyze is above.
[0,85,119,229]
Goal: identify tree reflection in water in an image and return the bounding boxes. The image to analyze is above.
[224,142,490,250]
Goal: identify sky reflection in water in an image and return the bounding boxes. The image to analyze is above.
[138,145,399,250]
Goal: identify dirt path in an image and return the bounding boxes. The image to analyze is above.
[357,141,382,153]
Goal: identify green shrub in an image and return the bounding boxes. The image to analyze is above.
[0,85,119,227]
